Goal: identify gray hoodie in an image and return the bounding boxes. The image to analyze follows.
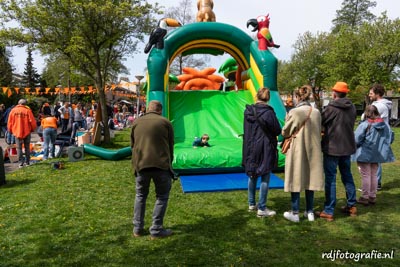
[372,98,392,125]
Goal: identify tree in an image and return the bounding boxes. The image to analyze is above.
[0,43,13,87]
[22,45,41,88]
[164,0,210,75]
[357,14,400,89]
[279,31,332,110]
[332,0,376,33]
[323,13,400,103]
[0,0,161,144]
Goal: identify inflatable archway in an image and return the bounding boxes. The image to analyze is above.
[146,22,286,173]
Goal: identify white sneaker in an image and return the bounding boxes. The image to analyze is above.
[257,208,276,217]
[248,205,257,212]
[303,211,315,222]
[283,211,300,222]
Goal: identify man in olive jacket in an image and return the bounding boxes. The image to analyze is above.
[131,100,175,239]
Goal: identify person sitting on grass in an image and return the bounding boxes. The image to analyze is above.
[192,134,211,148]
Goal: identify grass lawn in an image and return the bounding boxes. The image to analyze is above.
[0,128,399,266]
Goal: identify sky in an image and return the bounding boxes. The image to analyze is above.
[9,0,400,82]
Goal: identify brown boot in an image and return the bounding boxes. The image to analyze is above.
[341,205,357,216]
[315,211,334,222]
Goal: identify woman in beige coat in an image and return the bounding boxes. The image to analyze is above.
[281,85,324,222]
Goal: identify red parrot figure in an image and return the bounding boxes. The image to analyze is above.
[247,14,280,51]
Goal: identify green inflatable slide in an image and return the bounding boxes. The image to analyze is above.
[146,22,287,174]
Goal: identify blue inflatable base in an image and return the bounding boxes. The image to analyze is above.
[180,172,284,193]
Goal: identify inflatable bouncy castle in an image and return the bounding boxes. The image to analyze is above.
[144,15,286,174]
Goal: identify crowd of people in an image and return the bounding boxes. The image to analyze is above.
[0,99,142,168]
[243,82,394,223]
[130,82,395,240]
[0,82,395,239]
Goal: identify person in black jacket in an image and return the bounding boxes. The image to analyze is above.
[243,87,281,217]
[316,81,357,221]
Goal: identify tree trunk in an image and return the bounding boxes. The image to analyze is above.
[95,80,110,144]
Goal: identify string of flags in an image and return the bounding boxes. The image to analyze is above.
[1,81,141,98]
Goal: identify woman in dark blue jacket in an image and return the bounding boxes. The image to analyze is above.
[243,87,281,217]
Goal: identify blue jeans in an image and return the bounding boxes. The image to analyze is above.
[248,173,271,211]
[61,118,69,133]
[323,154,356,215]
[377,163,382,185]
[133,168,172,235]
[291,190,314,213]
[43,127,57,159]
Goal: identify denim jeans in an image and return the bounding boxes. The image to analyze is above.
[61,118,69,133]
[43,127,57,159]
[323,154,356,215]
[16,135,31,164]
[290,190,314,213]
[133,168,172,235]
[248,173,271,211]
[377,163,382,185]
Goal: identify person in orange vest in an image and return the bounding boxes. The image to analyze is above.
[41,108,58,160]
[7,99,37,167]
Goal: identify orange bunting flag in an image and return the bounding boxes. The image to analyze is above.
[25,88,30,94]
[35,87,40,94]
[88,86,93,93]
[64,87,69,94]
[80,86,85,93]
[8,90,12,98]
[15,88,20,94]
[45,88,51,94]
[71,87,76,94]
[111,84,116,90]
[2,87,8,94]
[55,88,60,94]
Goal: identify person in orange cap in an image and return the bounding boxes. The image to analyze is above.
[316,81,357,221]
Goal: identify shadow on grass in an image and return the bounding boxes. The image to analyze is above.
[377,179,400,191]
[0,178,36,188]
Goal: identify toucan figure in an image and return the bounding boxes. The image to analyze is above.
[247,14,280,51]
[144,18,182,54]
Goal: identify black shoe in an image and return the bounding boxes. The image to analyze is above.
[377,184,382,191]
[150,229,173,240]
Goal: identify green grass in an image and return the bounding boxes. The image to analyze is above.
[0,128,399,266]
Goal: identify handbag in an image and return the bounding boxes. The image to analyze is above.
[280,106,313,154]
[280,137,292,154]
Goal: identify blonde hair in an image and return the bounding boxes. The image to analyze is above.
[294,85,312,102]
[256,87,271,102]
